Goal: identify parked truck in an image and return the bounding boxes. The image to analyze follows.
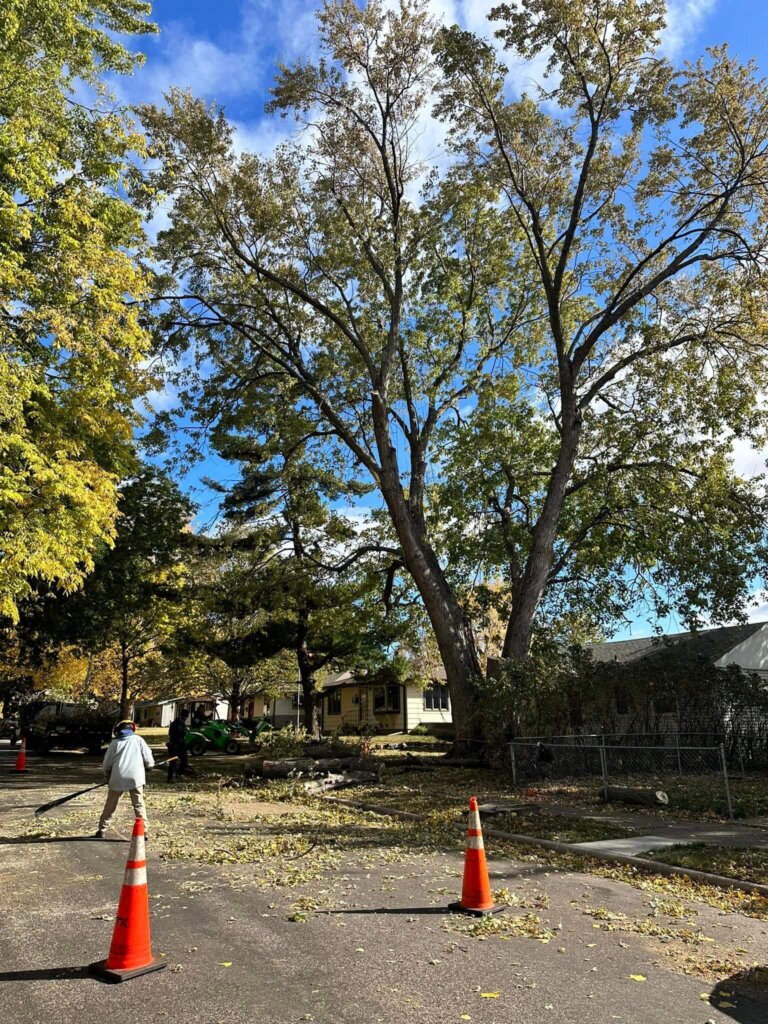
[18,700,116,754]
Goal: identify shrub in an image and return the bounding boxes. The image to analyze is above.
[256,726,308,758]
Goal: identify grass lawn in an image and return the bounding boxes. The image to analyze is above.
[518,772,768,820]
[487,809,636,843]
[643,842,768,885]
[137,727,168,746]
[342,765,635,842]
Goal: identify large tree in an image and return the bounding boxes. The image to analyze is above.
[434,0,768,657]
[0,0,156,620]
[25,466,194,715]
[141,0,768,742]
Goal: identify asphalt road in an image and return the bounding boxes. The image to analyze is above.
[1,740,767,1024]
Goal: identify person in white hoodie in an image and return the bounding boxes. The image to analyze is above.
[96,719,155,839]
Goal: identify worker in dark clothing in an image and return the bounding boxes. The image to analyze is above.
[167,709,189,782]
[536,741,555,764]
[535,741,555,778]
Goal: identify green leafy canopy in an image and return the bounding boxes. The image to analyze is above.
[0,0,157,619]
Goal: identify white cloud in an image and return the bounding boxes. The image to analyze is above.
[231,118,294,158]
[746,599,768,624]
[116,24,265,108]
[460,0,495,36]
[332,505,376,532]
[661,0,718,58]
[730,436,768,480]
[242,0,321,63]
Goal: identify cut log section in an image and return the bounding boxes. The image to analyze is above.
[477,803,540,816]
[259,756,381,779]
[303,770,382,795]
[261,758,317,778]
[602,786,669,807]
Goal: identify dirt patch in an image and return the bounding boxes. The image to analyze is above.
[216,799,299,819]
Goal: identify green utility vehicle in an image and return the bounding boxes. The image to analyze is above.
[183,717,274,756]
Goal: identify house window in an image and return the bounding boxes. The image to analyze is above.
[327,689,342,715]
[373,685,401,712]
[424,683,450,711]
[654,695,676,716]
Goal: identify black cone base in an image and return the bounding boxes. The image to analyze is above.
[89,958,166,983]
[448,901,505,918]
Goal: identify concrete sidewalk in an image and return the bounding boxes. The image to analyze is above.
[544,801,768,850]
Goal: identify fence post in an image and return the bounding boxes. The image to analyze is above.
[719,743,734,820]
[675,732,683,776]
[599,739,608,802]
[510,743,517,787]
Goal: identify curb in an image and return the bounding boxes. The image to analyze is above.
[323,796,768,899]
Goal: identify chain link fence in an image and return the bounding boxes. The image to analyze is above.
[509,737,736,818]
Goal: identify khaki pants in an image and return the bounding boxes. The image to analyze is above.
[98,787,148,832]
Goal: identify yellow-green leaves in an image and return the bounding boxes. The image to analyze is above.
[0,0,156,618]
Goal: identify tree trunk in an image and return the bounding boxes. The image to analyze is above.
[503,414,582,661]
[388,514,482,748]
[119,643,130,719]
[229,675,242,722]
[372,399,484,750]
[297,607,321,738]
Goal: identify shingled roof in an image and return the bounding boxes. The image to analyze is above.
[587,622,767,666]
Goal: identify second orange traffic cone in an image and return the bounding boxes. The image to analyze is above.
[14,737,28,773]
[89,816,166,982]
[449,796,503,917]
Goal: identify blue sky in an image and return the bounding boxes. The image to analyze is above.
[122,0,768,638]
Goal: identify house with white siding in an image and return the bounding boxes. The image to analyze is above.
[320,667,453,736]
[241,685,320,728]
[133,695,230,728]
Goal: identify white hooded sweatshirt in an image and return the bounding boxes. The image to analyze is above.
[102,732,155,791]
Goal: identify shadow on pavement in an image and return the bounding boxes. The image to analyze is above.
[0,803,48,810]
[324,906,449,915]
[0,966,91,982]
[708,974,768,1023]
[0,835,127,844]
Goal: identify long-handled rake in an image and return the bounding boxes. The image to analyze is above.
[34,758,178,816]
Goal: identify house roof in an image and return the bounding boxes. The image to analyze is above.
[133,696,224,709]
[322,665,447,690]
[587,622,768,666]
[323,670,356,688]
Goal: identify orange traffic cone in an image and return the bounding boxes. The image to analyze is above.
[14,737,28,773]
[89,816,166,982]
[449,796,503,917]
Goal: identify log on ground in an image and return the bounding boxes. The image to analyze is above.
[602,785,669,807]
[303,770,382,795]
